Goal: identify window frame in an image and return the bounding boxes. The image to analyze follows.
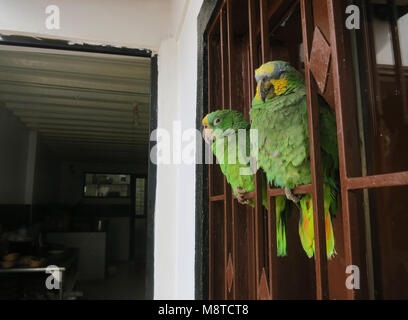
[133,174,148,218]
[83,172,132,199]
[196,0,408,300]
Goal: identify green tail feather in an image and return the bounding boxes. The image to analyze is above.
[298,186,336,260]
[276,196,289,257]
[261,180,289,257]
[259,176,290,258]
[299,195,315,258]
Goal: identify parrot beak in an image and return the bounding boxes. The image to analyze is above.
[202,114,215,144]
[258,78,275,103]
[258,79,267,103]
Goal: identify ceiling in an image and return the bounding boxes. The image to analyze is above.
[0,46,151,163]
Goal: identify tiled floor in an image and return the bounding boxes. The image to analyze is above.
[76,261,145,300]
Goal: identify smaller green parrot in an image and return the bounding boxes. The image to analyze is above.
[202,110,290,257]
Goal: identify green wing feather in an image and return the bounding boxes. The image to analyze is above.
[213,129,257,204]
[251,88,311,189]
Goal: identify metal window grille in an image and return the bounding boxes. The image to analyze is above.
[205,0,408,300]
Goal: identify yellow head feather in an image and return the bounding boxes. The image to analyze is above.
[255,63,275,79]
[271,78,288,96]
[255,84,261,101]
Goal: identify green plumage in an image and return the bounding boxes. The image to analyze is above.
[207,110,258,204]
[250,61,339,259]
[204,110,289,256]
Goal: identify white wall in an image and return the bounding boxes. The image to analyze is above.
[32,137,61,204]
[154,37,179,299]
[0,107,29,204]
[0,0,175,51]
[154,0,202,300]
[0,108,60,205]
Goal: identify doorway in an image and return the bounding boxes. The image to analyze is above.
[0,35,157,300]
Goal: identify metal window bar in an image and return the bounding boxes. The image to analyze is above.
[327,0,361,300]
[300,0,330,300]
[220,3,235,300]
[248,0,271,300]
[207,13,219,300]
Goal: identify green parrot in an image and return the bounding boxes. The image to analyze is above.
[202,110,290,256]
[249,61,339,260]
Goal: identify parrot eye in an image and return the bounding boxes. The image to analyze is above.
[213,118,221,126]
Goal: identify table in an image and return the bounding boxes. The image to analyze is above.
[0,248,79,300]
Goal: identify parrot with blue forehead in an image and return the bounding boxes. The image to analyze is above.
[202,110,290,257]
[249,61,339,259]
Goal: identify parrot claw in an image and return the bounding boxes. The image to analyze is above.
[285,187,300,203]
[236,187,249,205]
